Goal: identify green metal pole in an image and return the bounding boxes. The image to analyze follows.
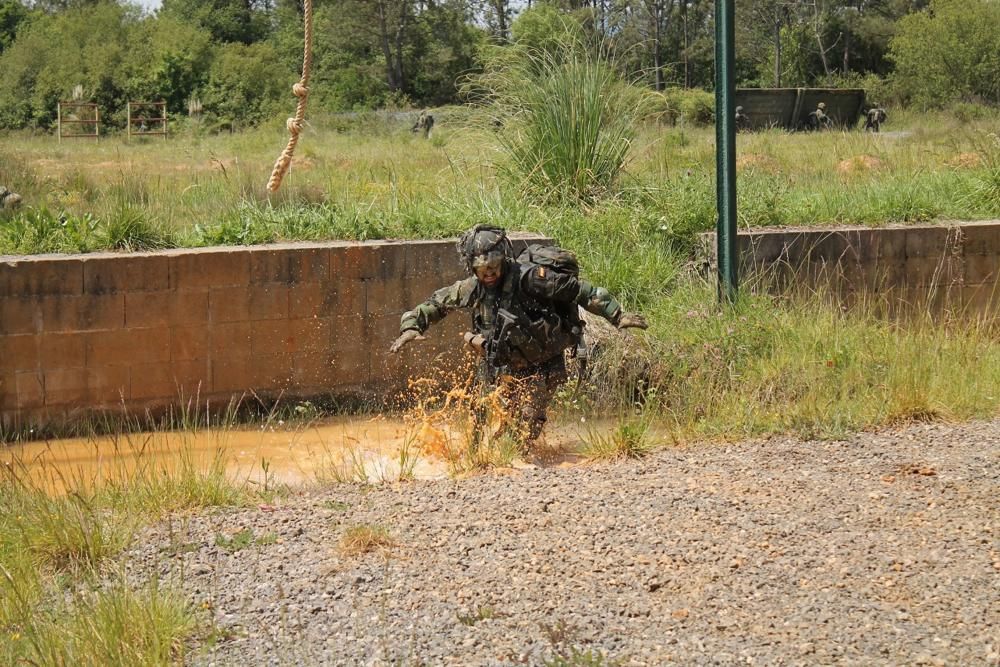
[715,0,738,303]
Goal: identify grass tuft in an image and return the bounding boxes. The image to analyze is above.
[8,579,197,667]
[580,417,654,461]
[338,524,395,556]
[469,38,653,204]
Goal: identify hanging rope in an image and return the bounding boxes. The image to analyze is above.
[267,0,314,193]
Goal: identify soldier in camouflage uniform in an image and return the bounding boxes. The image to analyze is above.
[734,105,751,132]
[864,106,886,133]
[0,186,22,210]
[389,225,647,445]
[412,109,434,139]
[806,101,833,131]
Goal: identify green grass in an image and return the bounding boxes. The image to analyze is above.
[1,109,997,257]
[0,428,277,665]
[585,279,1000,441]
[4,579,197,667]
[580,416,654,461]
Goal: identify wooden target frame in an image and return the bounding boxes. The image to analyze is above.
[57,102,100,142]
[127,101,168,141]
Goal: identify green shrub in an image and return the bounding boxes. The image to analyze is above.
[949,102,992,124]
[663,88,715,126]
[471,40,653,204]
[889,0,1000,108]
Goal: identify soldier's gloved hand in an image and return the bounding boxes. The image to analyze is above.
[389,329,425,354]
[617,312,648,330]
[463,332,486,355]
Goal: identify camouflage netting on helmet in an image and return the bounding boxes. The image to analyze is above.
[456,224,513,272]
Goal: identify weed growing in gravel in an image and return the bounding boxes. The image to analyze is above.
[580,416,654,461]
[541,619,623,666]
[339,524,395,556]
[543,648,623,667]
[322,499,351,512]
[214,528,276,552]
[457,605,498,626]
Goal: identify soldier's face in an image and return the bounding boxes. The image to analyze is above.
[472,252,504,288]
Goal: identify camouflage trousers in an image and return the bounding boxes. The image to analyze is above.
[475,354,567,446]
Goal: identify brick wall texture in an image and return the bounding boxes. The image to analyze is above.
[0,236,548,430]
[700,221,1000,313]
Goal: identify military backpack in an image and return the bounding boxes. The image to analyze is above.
[485,244,585,369]
[516,244,580,279]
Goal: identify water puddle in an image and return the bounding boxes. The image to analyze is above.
[1,416,597,495]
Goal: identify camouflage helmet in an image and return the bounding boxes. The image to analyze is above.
[817,102,827,110]
[735,106,744,113]
[457,224,513,273]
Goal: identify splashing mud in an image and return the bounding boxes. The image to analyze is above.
[1,406,597,496]
[2,361,637,495]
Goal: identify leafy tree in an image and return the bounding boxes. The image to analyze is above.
[480,0,515,42]
[127,16,214,114]
[0,0,33,53]
[201,41,292,125]
[304,0,482,110]
[737,0,792,86]
[407,0,485,105]
[0,1,141,128]
[159,0,270,44]
[889,0,1000,107]
[28,0,105,11]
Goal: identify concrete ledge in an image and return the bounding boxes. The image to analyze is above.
[0,235,549,432]
[699,221,1000,313]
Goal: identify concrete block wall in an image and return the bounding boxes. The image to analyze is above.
[700,221,1000,312]
[0,235,547,430]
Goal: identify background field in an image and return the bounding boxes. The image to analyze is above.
[2,108,998,439]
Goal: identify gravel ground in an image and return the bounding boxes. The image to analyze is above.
[122,420,1000,666]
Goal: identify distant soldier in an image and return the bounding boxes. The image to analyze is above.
[864,106,887,133]
[0,186,22,210]
[806,102,833,131]
[734,105,751,132]
[412,109,434,139]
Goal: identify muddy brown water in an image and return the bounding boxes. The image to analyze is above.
[1,416,609,495]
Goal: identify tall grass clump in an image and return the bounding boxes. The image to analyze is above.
[0,481,194,665]
[0,429,268,665]
[964,130,1000,211]
[468,38,653,204]
[585,275,1000,439]
[3,576,196,667]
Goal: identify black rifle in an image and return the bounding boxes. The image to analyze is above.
[483,307,520,384]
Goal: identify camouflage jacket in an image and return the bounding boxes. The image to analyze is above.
[399,261,623,368]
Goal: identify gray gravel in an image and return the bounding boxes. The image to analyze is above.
[122,420,1000,666]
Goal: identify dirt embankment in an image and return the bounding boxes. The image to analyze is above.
[123,420,1000,666]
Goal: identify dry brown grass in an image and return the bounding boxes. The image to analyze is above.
[338,524,395,556]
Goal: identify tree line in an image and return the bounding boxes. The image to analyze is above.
[0,0,996,131]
